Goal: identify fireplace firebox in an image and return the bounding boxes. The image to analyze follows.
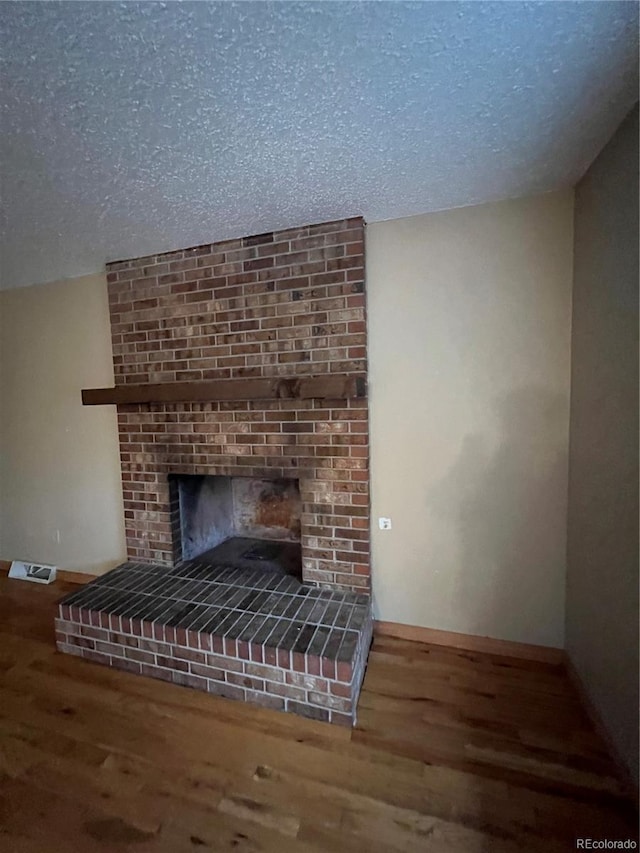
[171,474,302,578]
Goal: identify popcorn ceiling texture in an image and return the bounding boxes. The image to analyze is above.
[1,1,638,289]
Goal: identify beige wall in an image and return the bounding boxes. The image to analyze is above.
[367,191,574,647]
[0,273,126,574]
[566,105,639,783]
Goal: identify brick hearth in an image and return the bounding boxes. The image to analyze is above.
[56,561,373,725]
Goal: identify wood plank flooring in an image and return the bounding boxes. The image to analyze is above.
[0,575,636,852]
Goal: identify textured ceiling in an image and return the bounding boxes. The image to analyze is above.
[1,1,638,289]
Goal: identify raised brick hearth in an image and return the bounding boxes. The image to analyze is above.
[56,560,373,725]
[57,217,373,725]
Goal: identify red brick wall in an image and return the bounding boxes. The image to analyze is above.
[106,218,370,591]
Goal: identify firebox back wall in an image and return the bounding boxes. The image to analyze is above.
[106,217,370,591]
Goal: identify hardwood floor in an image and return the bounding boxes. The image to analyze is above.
[0,576,636,852]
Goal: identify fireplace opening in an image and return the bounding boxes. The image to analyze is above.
[171,475,302,578]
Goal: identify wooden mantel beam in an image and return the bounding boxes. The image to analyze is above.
[81,374,366,406]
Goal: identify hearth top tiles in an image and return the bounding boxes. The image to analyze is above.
[59,561,370,664]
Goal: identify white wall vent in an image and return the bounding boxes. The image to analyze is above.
[9,560,57,584]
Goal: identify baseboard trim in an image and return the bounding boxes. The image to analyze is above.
[56,570,94,585]
[1,560,94,585]
[373,620,565,665]
[565,654,638,802]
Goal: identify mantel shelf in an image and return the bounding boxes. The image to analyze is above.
[81,374,366,407]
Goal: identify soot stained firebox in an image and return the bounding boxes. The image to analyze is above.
[172,474,302,578]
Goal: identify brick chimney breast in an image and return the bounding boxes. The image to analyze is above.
[106,218,370,592]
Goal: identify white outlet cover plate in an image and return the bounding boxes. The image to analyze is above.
[378,518,392,530]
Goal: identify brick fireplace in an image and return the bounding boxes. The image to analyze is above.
[56,217,373,725]
[109,216,369,591]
